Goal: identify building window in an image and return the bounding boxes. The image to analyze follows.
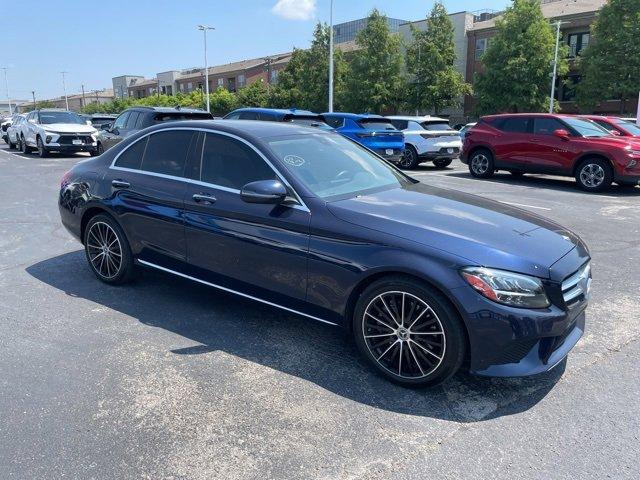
[238,74,246,88]
[187,82,193,91]
[217,78,224,88]
[269,69,279,84]
[475,38,489,60]
[227,77,236,92]
[568,32,590,58]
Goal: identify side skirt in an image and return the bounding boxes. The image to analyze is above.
[136,259,339,327]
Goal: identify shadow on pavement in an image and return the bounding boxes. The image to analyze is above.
[27,250,567,423]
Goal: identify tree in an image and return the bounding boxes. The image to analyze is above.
[208,87,238,116]
[406,3,472,115]
[575,0,640,114]
[236,78,269,108]
[269,23,348,112]
[474,0,568,114]
[343,9,406,113]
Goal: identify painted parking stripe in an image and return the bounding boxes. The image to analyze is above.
[499,201,551,211]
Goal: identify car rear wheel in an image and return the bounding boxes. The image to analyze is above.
[575,158,612,192]
[8,138,16,149]
[468,149,495,178]
[84,214,136,285]
[399,145,419,170]
[353,276,465,388]
[21,136,32,154]
[433,158,453,169]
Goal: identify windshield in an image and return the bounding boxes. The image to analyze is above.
[358,120,396,131]
[562,117,611,137]
[616,119,640,135]
[267,133,408,199]
[286,117,334,131]
[420,121,454,131]
[39,111,85,125]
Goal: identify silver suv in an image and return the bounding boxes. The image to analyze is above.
[20,109,98,157]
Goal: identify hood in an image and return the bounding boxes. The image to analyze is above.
[327,183,586,279]
[42,123,97,134]
[578,135,640,149]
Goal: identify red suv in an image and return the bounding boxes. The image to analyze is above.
[461,113,640,191]
[581,115,640,138]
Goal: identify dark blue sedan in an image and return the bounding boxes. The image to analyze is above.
[58,120,590,387]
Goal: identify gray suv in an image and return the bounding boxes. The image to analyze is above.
[96,106,213,153]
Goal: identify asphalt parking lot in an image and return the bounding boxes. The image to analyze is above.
[1,145,639,480]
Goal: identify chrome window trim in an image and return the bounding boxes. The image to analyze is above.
[109,126,310,213]
[137,259,338,326]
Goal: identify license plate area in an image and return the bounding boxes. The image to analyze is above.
[72,139,83,145]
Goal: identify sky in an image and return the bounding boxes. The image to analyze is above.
[0,0,511,101]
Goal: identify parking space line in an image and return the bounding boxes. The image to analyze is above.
[499,201,551,211]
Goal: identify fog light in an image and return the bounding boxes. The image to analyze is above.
[628,159,637,168]
[45,136,52,143]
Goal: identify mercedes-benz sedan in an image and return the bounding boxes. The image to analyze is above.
[59,121,591,387]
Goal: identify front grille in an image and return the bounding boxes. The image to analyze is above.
[561,262,591,306]
[57,134,93,145]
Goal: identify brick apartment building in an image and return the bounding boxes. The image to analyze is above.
[465,0,638,117]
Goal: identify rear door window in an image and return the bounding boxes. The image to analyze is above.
[499,117,531,133]
[125,112,140,129]
[114,137,148,169]
[238,111,259,120]
[140,130,195,177]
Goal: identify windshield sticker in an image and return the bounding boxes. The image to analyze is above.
[284,155,305,167]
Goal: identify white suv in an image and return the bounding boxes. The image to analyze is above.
[20,109,98,157]
[387,116,462,169]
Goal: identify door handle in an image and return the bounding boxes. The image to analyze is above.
[193,193,216,204]
[112,179,130,189]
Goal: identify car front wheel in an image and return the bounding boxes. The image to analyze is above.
[84,214,136,285]
[575,158,612,192]
[37,137,49,158]
[468,149,495,178]
[353,276,466,388]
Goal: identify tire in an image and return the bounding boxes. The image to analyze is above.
[21,136,32,154]
[433,158,453,169]
[37,136,49,158]
[399,145,419,170]
[84,213,136,285]
[96,142,105,155]
[575,157,613,192]
[352,275,466,388]
[8,138,16,149]
[468,148,495,178]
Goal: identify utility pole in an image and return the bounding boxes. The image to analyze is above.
[81,84,86,108]
[2,67,11,115]
[31,91,36,109]
[264,57,273,85]
[328,0,334,112]
[197,25,215,113]
[61,71,69,110]
[549,21,563,114]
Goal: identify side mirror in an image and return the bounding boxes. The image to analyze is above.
[101,123,112,131]
[240,180,288,204]
[553,129,571,141]
[85,120,92,126]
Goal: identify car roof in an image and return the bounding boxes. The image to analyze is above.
[229,107,318,116]
[143,119,334,141]
[387,115,449,122]
[481,113,583,121]
[322,112,386,120]
[128,106,209,114]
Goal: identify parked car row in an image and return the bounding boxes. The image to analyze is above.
[461,113,640,192]
[223,108,464,171]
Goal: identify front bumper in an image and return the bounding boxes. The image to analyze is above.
[451,268,589,377]
[44,142,97,153]
[614,173,640,185]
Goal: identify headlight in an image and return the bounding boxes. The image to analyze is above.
[461,267,550,309]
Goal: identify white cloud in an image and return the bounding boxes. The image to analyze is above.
[272,0,316,21]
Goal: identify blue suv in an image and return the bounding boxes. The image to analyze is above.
[323,113,405,164]
[223,108,333,130]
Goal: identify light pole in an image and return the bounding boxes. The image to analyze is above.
[61,71,69,110]
[2,67,11,115]
[197,24,215,113]
[549,21,563,114]
[328,0,334,112]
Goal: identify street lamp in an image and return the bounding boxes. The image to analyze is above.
[549,21,565,114]
[61,71,69,110]
[2,67,11,115]
[197,24,215,113]
[328,0,334,113]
